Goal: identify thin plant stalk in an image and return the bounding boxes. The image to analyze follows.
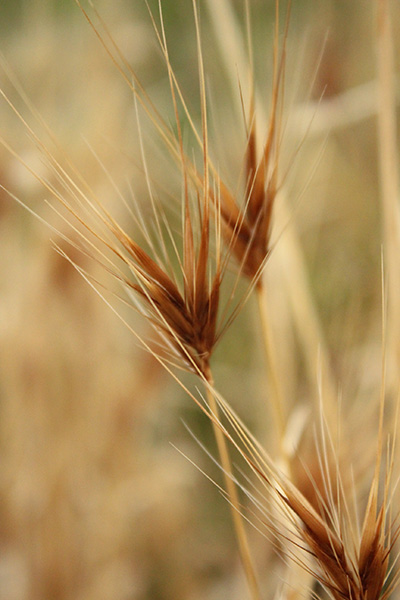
[377,0,400,378]
[203,364,261,600]
[256,282,315,599]
[255,282,287,456]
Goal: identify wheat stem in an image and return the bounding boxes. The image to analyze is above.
[255,282,288,458]
[377,0,400,375]
[203,365,261,600]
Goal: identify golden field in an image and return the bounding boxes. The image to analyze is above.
[0,1,400,599]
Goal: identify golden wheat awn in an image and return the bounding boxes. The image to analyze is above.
[1,1,400,599]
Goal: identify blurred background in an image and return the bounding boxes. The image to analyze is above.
[0,1,399,599]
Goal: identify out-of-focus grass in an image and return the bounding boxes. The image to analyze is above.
[0,1,399,599]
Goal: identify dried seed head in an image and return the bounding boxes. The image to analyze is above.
[274,443,396,600]
[210,393,399,600]
[97,194,224,378]
[281,479,359,600]
[208,3,288,287]
[215,118,278,283]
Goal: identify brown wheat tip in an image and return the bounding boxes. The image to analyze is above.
[275,448,398,600]
[107,199,223,378]
[210,389,400,600]
[208,1,288,287]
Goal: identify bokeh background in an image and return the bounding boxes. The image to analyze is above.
[0,1,399,599]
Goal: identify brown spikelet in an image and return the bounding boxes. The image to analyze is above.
[208,389,398,600]
[358,505,388,600]
[357,445,391,600]
[292,450,339,522]
[274,448,395,600]
[278,477,357,599]
[210,1,288,285]
[104,200,223,377]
